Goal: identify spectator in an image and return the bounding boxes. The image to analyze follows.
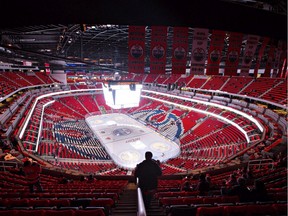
[226,173,238,188]
[58,175,69,184]
[181,175,191,184]
[17,167,26,176]
[205,174,217,195]
[87,174,96,183]
[134,151,162,208]
[195,173,210,196]
[220,179,229,195]
[23,159,43,193]
[250,180,269,202]
[181,176,193,192]
[240,166,253,185]
[227,177,251,202]
[79,176,87,181]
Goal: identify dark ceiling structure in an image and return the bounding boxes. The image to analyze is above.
[0,0,286,72]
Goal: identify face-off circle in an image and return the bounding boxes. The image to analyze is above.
[119,150,140,162]
[151,142,171,152]
[94,120,103,124]
[113,128,132,136]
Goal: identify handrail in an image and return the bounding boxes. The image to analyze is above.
[0,161,18,172]
[248,158,274,170]
[137,188,147,216]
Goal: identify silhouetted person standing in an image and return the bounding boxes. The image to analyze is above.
[250,180,269,202]
[195,173,210,196]
[23,159,43,193]
[227,177,251,202]
[135,151,162,208]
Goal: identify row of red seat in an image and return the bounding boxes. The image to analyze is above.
[166,203,287,216]
[0,198,114,209]
[0,209,105,216]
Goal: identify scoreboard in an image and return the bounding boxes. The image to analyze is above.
[102,80,143,109]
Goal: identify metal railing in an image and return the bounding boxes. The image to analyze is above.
[137,188,147,216]
[248,158,274,170]
[136,178,147,216]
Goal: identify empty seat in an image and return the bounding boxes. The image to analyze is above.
[70,198,92,208]
[161,197,185,206]
[203,197,223,205]
[272,203,288,216]
[6,199,29,208]
[17,209,45,216]
[196,206,224,216]
[49,199,70,208]
[0,210,18,216]
[183,197,204,205]
[168,205,197,216]
[245,204,276,216]
[88,198,114,208]
[74,209,105,216]
[44,209,75,216]
[222,196,240,204]
[28,199,50,208]
[223,205,248,216]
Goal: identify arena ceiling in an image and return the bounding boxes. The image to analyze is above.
[0,0,286,72]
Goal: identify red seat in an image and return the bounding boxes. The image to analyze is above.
[245,204,276,216]
[223,205,248,216]
[6,199,29,207]
[74,209,105,216]
[43,209,75,216]
[183,197,204,205]
[48,199,70,208]
[0,199,8,206]
[160,197,184,206]
[89,198,114,208]
[272,203,288,216]
[221,196,240,204]
[203,197,223,204]
[0,210,18,216]
[17,210,45,216]
[196,206,224,216]
[28,199,50,207]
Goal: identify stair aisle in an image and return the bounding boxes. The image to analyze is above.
[111,183,138,216]
[146,198,166,216]
[111,183,165,216]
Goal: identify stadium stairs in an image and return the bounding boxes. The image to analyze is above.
[111,182,165,216]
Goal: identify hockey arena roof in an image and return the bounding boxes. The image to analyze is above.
[0,0,286,72]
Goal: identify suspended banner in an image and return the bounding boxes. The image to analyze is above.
[128,26,145,73]
[278,43,287,78]
[272,40,284,77]
[150,26,167,74]
[206,30,225,75]
[224,32,243,76]
[44,63,51,75]
[190,28,209,75]
[281,58,287,78]
[240,35,260,76]
[171,27,189,74]
[263,42,275,77]
[254,37,269,77]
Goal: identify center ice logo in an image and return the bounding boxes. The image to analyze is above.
[113,128,132,136]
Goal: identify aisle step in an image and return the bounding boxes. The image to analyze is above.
[111,183,165,216]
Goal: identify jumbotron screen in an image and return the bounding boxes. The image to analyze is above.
[102,81,142,109]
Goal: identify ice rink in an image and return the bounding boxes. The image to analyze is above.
[85,113,180,169]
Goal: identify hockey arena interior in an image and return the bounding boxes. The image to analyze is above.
[0,1,287,216]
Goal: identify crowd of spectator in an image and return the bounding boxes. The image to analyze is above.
[178,165,275,203]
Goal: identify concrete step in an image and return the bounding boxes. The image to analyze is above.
[111,186,165,216]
